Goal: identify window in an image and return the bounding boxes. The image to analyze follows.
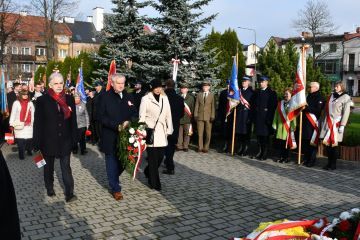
[58,49,68,58]
[21,64,31,73]
[21,47,31,55]
[12,47,18,54]
[329,43,337,52]
[0,46,7,54]
[314,44,321,53]
[36,48,46,56]
[76,50,81,56]
[358,53,360,66]
[349,54,355,72]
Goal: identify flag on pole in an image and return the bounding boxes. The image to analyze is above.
[172,58,180,82]
[76,67,87,103]
[0,67,8,114]
[225,57,240,120]
[106,60,116,91]
[287,47,308,121]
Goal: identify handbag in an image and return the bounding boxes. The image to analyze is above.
[146,98,163,145]
[12,104,30,130]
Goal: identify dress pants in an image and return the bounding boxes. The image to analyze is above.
[326,146,339,169]
[165,135,177,171]
[177,124,191,150]
[277,139,289,160]
[43,154,74,197]
[94,121,102,144]
[105,153,124,193]
[145,147,164,190]
[16,138,32,159]
[303,140,318,165]
[197,120,212,151]
[73,127,86,153]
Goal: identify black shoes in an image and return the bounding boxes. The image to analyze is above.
[47,190,56,197]
[65,195,77,203]
[162,169,175,175]
[27,150,32,156]
[80,150,87,155]
[323,165,336,170]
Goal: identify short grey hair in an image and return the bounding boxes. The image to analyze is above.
[309,82,320,90]
[49,72,64,85]
[111,73,126,82]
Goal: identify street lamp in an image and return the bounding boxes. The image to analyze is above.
[237,26,257,86]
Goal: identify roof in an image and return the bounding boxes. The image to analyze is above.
[65,21,101,44]
[6,13,72,42]
[271,34,344,46]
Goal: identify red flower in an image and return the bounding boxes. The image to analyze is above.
[133,148,139,153]
[127,146,133,151]
[338,220,351,232]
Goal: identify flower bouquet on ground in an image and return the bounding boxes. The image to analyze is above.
[117,121,147,180]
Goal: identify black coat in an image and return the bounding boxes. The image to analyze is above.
[7,92,17,114]
[86,96,94,122]
[33,94,78,157]
[93,89,105,121]
[99,89,138,155]
[252,88,277,136]
[217,89,228,124]
[302,91,325,140]
[165,89,184,140]
[0,151,21,240]
[229,87,254,134]
[132,90,146,111]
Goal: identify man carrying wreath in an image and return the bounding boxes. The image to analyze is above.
[99,74,137,201]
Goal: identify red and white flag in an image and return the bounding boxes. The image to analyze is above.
[106,60,116,91]
[33,152,46,168]
[287,47,308,121]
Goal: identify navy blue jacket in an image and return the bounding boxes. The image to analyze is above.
[302,91,325,140]
[99,88,138,154]
[165,89,184,140]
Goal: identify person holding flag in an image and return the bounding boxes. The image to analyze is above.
[251,76,277,161]
[302,82,325,167]
[320,81,352,170]
[75,67,87,104]
[272,88,297,163]
[176,82,195,152]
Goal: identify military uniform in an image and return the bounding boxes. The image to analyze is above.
[302,90,325,167]
[251,76,277,160]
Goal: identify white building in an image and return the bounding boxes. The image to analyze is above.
[343,35,360,96]
[242,43,260,77]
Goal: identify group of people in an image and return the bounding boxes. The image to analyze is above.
[1,71,353,203]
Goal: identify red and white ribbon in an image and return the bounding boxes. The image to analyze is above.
[184,102,192,117]
[278,100,297,150]
[240,94,251,109]
[305,112,319,146]
[323,95,341,147]
[132,130,147,180]
[171,58,180,82]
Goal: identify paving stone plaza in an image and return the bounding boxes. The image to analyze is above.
[3,144,360,240]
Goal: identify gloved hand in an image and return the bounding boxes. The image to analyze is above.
[210,118,215,123]
[338,125,344,134]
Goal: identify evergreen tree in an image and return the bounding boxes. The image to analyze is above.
[151,0,219,89]
[306,57,331,96]
[92,0,151,84]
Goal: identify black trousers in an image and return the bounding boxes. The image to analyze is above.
[164,135,177,171]
[145,147,165,189]
[73,127,86,153]
[303,140,317,164]
[43,154,74,197]
[94,121,102,144]
[16,138,32,159]
[326,146,339,169]
[277,139,289,160]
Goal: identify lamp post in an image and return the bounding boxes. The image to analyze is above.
[237,26,257,86]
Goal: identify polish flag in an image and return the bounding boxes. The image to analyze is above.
[106,60,116,91]
[33,152,46,168]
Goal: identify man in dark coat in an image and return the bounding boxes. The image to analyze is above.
[7,82,21,114]
[251,76,277,160]
[0,150,21,239]
[217,82,229,152]
[163,80,184,175]
[33,72,78,202]
[93,81,105,144]
[132,80,146,112]
[235,76,254,156]
[302,82,325,167]
[99,74,137,201]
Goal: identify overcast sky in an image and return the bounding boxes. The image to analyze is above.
[56,0,360,47]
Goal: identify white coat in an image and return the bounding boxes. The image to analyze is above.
[9,100,35,139]
[139,92,173,147]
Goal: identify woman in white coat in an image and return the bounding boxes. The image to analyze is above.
[320,81,352,170]
[139,79,173,190]
[9,90,35,160]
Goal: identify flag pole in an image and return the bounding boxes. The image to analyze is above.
[298,46,306,165]
[231,50,239,156]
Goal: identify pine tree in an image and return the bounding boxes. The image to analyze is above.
[151,0,219,89]
[92,0,151,84]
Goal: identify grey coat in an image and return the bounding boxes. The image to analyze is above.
[320,93,352,143]
[75,102,89,129]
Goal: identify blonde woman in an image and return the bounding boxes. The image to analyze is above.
[9,90,35,160]
[139,79,173,191]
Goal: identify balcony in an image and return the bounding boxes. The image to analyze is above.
[343,64,360,73]
[10,54,36,62]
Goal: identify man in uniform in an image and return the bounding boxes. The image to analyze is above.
[302,82,325,167]
[194,80,215,153]
[235,76,254,156]
[251,75,277,160]
[176,82,195,152]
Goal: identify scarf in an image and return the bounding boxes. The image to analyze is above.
[48,89,71,119]
[19,99,31,126]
